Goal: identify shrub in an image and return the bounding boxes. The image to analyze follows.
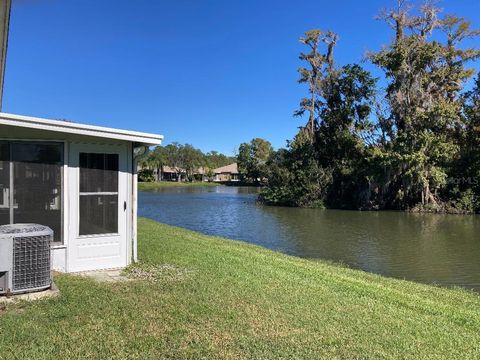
[138,168,155,182]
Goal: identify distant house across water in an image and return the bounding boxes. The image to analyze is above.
[138,164,209,182]
[213,163,240,182]
[159,166,184,181]
[138,162,240,183]
[137,165,184,182]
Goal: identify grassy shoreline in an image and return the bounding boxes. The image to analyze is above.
[138,181,220,190]
[1,218,479,358]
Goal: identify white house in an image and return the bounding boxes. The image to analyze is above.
[0,112,163,272]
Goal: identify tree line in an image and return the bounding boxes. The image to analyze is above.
[237,138,273,184]
[139,142,235,182]
[261,2,480,213]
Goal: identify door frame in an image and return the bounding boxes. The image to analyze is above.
[67,142,128,272]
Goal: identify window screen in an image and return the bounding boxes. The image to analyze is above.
[79,153,119,235]
[12,143,64,243]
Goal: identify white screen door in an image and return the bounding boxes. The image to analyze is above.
[68,143,128,272]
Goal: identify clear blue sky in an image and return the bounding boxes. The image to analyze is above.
[4,0,480,155]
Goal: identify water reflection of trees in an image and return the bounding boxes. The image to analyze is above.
[260,207,480,289]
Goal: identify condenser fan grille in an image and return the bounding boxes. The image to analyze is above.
[12,235,52,291]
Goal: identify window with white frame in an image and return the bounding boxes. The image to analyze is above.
[0,141,64,244]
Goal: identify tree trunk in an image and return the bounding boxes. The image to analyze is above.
[309,90,315,136]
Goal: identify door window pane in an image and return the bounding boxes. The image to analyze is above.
[12,143,64,243]
[80,153,118,193]
[79,195,118,235]
[79,153,119,235]
[0,142,9,226]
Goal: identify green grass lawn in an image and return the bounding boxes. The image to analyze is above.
[138,181,219,191]
[1,218,480,359]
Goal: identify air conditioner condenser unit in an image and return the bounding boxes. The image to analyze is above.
[0,224,53,295]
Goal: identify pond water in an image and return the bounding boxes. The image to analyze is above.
[139,186,480,291]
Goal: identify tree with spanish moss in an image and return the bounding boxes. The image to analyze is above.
[370,1,480,211]
[262,28,376,207]
[295,30,338,138]
[263,1,480,213]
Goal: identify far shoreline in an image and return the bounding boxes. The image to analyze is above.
[139,182,479,216]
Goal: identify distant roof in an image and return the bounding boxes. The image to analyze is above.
[162,165,185,173]
[213,163,238,174]
[162,166,207,174]
[0,112,163,146]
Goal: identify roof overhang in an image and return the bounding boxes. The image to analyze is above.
[0,112,163,146]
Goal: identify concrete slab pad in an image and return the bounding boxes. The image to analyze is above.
[0,283,60,303]
[75,268,131,283]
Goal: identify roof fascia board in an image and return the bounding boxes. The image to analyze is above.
[0,112,163,145]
